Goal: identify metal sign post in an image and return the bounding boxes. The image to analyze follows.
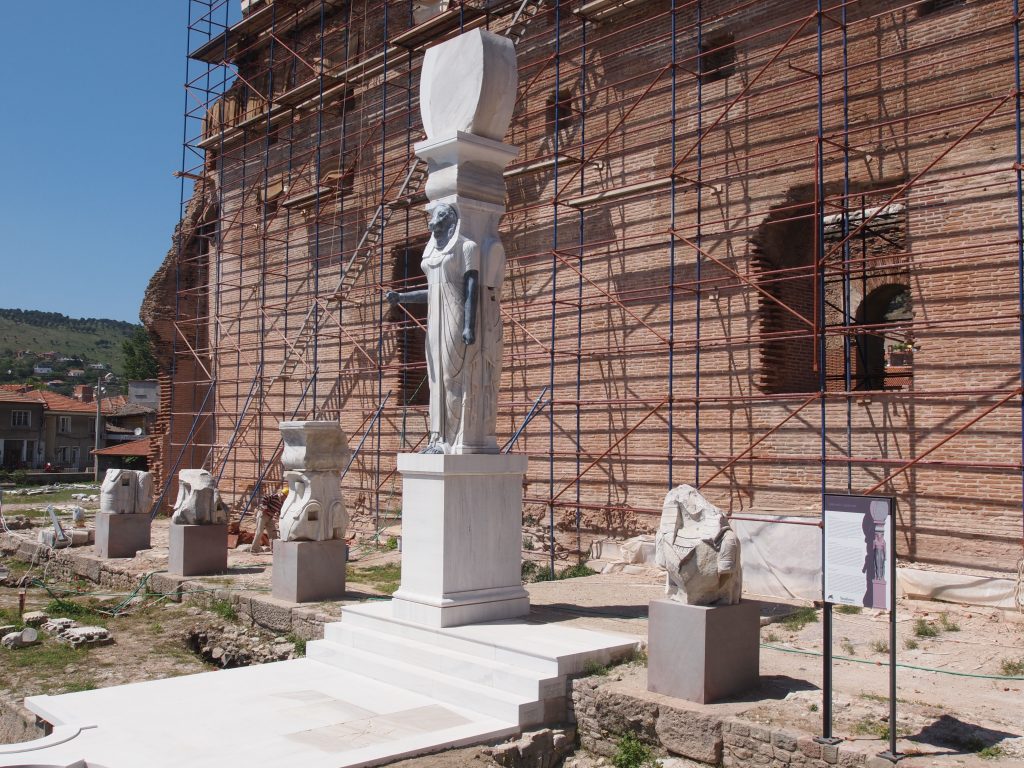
[819,494,899,761]
[878,506,901,764]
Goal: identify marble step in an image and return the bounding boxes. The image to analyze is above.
[307,639,545,725]
[324,621,564,700]
[335,601,639,677]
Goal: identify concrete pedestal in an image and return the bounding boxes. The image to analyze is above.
[95,512,151,559]
[168,523,227,577]
[391,453,530,627]
[647,598,760,704]
[272,539,348,603]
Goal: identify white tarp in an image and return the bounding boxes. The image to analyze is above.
[897,567,1020,611]
[733,514,822,602]
[593,516,1022,611]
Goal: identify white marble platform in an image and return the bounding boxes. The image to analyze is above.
[1,605,639,768]
[2,658,518,768]
[311,600,640,726]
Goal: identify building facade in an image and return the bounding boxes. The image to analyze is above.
[145,0,1024,574]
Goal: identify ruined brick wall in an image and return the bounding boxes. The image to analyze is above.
[159,0,1024,570]
[141,184,216,511]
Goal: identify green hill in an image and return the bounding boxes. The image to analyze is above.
[0,309,141,389]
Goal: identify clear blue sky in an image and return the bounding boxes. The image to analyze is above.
[0,2,209,324]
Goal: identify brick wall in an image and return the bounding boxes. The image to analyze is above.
[151,0,1024,570]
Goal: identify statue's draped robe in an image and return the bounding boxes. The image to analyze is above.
[423,231,479,452]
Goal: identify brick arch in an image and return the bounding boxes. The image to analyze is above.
[853,283,913,391]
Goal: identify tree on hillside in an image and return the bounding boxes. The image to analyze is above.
[122,328,159,380]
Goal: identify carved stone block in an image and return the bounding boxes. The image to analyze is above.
[171,469,226,526]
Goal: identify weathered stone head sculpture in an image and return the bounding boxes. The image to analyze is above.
[100,468,153,515]
[654,485,742,606]
[171,469,226,526]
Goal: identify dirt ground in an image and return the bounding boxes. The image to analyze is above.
[2,495,1023,765]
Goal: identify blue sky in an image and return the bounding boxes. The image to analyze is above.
[0,2,206,324]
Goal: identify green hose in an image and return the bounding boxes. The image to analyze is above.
[761,642,1024,680]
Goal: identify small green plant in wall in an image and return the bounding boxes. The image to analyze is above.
[611,732,658,768]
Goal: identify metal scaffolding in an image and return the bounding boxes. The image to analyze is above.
[158,0,1024,574]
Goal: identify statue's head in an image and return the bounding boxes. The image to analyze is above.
[428,203,459,246]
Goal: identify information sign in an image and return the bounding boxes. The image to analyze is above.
[823,494,893,610]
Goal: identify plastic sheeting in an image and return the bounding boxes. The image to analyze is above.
[732,515,822,602]
[897,567,1020,610]
[593,517,1022,611]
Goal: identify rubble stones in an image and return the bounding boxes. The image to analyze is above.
[184,623,297,668]
[486,727,576,768]
[36,617,114,647]
[41,617,77,635]
[21,611,48,627]
[1,628,39,649]
[58,625,113,647]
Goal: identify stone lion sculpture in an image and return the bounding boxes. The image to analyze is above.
[654,485,742,606]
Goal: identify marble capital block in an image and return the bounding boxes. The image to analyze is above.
[647,598,760,704]
[391,452,530,627]
[95,512,151,559]
[168,523,228,577]
[272,539,348,603]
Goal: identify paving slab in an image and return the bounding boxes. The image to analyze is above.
[2,659,518,768]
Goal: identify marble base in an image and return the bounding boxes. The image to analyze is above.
[271,539,347,603]
[871,579,888,609]
[168,523,227,577]
[391,453,530,628]
[95,512,151,559]
[647,598,760,704]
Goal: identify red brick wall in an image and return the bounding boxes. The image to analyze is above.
[155,0,1024,571]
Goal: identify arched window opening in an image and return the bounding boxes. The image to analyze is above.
[854,285,913,391]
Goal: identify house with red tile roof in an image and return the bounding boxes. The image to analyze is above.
[0,388,121,473]
[0,390,45,470]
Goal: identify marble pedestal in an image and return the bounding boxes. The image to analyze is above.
[391,453,529,627]
[168,523,227,577]
[272,539,347,603]
[95,512,151,559]
[647,599,760,704]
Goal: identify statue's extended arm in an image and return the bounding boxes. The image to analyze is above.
[385,288,428,305]
[463,269,479,345]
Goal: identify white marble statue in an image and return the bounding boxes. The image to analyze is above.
[385,29,517,455]
[100,469,153,515]
[277,421,349,542]
[387,204,504,454]
[655,485,742,606]
[171,469,227,526]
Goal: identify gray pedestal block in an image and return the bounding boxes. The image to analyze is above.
[647,598,760,704]
[168,524,228,577]
[272,539,348,603]
[95,512,151,559]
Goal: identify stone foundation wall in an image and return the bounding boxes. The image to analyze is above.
[0,692,41,746]
[570,675,881,768]
[0,532,329,640]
